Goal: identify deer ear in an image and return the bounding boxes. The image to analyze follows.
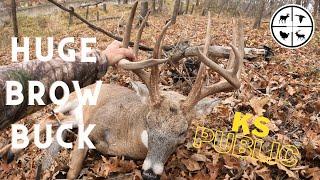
[131,81,149,104]
[194,98,220,117]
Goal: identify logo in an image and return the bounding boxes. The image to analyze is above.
[193,112,300,167]
[270,4,314,49]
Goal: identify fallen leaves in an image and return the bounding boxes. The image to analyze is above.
[91,156,137,177]
[181,159,201,172]
[249,96,270,116]
[277,163,299,179]
[190,153,208,162]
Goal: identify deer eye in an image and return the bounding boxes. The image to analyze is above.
[178,131,186,137]
[169,107,178,114]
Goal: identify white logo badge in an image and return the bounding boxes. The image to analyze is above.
[270,4,314,49]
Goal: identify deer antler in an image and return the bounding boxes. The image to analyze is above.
[182,12,212,110]
[149,20,173,107]
[116,1,170,98]
[134,11,151,57]
[182,13,244,111]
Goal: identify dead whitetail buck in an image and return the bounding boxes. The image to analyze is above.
[0,3,243,180]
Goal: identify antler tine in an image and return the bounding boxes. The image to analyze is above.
[122,1,138,48]
[117,1,151,87]
[118,58,168,70]
[198,18,244,100]
[182,12,212,111]
[134,11,151,57]
[149,20,173,106]
[182,15,244,112]
[227,18,243,77]
[196,43,241,88]
[117,2,170,88]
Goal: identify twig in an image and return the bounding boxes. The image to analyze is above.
[47,0,153,52]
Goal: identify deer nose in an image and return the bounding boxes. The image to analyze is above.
[142,169,160,180]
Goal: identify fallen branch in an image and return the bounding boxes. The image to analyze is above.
[169,45,267,63]
[79,0,107,8]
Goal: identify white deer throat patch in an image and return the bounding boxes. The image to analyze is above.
[141,130,148,148]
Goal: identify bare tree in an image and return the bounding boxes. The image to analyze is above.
[201,0,211,16]
[253,0,266,29]
[171,0,180,24]
[314,0,319,18]
[179,1,184,15]
[151,0,156,13]
[196,0,199,6]
[137,0,149,27]
[158,0,164,12]
[11,0,19,41]
[185,0,190,14]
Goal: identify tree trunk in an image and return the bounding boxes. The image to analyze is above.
[253,0,266,29]
[0,51,108,129]
[201,0,210,16]
[218,0,229,17]
[123,0,128,4]
[190,4,194,14]
[314,0,319,18]
[196,0,199,6]
[266,0,275,18]
[158,0,164,12]
[151,0,156,13]
[68,6,74,26]
[96,5,99,21]
[137,0,148,27]
[171,0,180,24]
[103,4,107,12]
[185,0,190,14]
[179,1,184,15]
[11,0,19,41]
[85,6,89,19]
[303,0,311,7]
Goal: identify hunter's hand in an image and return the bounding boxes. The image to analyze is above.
[104,40,136,66]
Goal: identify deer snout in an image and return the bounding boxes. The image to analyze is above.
[142,169,160,180]
[142,158,163,179]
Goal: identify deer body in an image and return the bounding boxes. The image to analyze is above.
[55,82,204,179]
[54,84,149,159]
[81,84,148,159]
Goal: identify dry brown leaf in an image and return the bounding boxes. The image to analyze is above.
[277,163,298,179]
[254,167,272,179]
[287,85,295,95]
[223,154,240,169]
[181,158,201,172]
[305,167,320,179]
[249,97,270,115]
[193,171,210,180]
[191,153,208,162]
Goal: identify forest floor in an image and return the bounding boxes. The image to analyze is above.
[0,3,319,180]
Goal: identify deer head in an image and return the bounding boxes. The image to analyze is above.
[115,2,244,178]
